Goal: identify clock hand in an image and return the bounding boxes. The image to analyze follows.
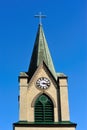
[42,82,47,85]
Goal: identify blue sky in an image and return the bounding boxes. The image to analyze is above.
[0,0,87,130]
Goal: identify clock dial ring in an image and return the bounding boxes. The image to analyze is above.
[36,77,50,90]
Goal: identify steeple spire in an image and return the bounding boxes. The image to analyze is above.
[28,24,57,80]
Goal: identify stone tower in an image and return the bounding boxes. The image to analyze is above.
[13,23,77,130]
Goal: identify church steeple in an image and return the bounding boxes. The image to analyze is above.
[28,24,56,79]
[13,18,77,130]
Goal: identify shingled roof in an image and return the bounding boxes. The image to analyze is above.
[28,24,57,80]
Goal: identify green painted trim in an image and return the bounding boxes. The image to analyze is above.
[13,121,77,128]
[13,121,76,125]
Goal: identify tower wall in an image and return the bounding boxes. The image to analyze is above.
[19,76,28,121]
[14,123,76,130]
[14,127,75,130]
[58,77,70,121]
[26,65,59,122]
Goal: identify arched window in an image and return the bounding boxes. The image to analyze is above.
[34,94,54,122]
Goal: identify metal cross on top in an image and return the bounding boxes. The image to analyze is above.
[35,12,46,25]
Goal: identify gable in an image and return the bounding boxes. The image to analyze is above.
[27,62,58,108]
[28,62,57,91]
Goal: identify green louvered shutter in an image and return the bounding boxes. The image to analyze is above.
[35,101,43,122]
[34,94,54,122]
[45,100,54,122]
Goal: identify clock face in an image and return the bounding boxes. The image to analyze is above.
[36,77,50,90]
